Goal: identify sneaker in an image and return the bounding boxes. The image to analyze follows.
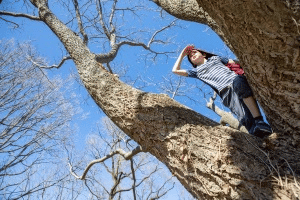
[251,120,273,138]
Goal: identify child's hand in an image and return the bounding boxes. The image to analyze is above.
[183,45,194,56]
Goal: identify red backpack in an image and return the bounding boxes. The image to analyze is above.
[226,63,244,75]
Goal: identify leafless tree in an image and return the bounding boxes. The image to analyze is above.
[0,39,76,199]
[67,117,175,200]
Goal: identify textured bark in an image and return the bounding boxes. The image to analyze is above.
[29,0,300,199]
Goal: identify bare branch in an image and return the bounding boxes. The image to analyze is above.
[40,56,71,69]
[0,10,40,21]
[118,40,174,56]
[96,0,110,39]
[206,92,248,133]
[149,177,175,200]
[171,76,183,99]
[130,159,137,200]
[25,55,54,86]
[95,44,119,63]
[109,0,117,34]
[106,62,113,74]
[0,16,19,28]
[72,0,88,45]
[147,19,177,47]
[95,15,176,63]
[69,146,144,180]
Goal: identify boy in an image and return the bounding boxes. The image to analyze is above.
[172,45,272,138]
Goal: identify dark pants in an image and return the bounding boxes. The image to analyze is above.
[220,75,254,132]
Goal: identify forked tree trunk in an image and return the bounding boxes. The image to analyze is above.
[31,0,300,199]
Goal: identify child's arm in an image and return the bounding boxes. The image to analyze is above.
[172,45,193,76]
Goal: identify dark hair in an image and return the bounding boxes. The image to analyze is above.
[187,49,206,68]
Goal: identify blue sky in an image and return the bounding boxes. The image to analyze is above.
[1,0,238,199]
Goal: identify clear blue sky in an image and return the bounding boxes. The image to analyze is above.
[1,0,238,199]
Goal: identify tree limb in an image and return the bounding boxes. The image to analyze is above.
[72,0,88,45]
[96,0,110,39]
[95,19,176,63]
[109,0,117,34]
[206,92,248,133]
[130,159,137,200]
[69,146,144,180]
[0,11,41,21]
[147,20,177,47]
[40,56,71,69]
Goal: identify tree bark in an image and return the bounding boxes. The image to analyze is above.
[30,0,300,199]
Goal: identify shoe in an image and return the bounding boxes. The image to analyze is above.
[251,120,273,138]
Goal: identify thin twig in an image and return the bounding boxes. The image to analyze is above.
[0,16,19,28]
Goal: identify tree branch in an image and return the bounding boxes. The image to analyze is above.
[147,19,177,47]
[206,92,248,133]
[109,0,117,34]
[72,0,88,45]
[40,56,71,69]
[95,18,175,63]
[0,16,19,28]
[96,0,110,39]
[69,146,144,180]
[106,62,114,74]
[149,177,175,200]
[26,55,54,86]
[130,159,137,200]
[0,10,41,21]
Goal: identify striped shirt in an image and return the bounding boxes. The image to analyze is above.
[187,56,237,93]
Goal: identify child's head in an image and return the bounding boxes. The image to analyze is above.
[187,48,216,68]
[187,49,206,68]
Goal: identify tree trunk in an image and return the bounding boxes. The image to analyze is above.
[31,0,300,199]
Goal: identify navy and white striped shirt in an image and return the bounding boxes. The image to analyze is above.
[187,56,237,93]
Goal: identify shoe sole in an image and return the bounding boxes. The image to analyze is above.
[253,129,272,139]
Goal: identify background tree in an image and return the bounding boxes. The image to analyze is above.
[0,40,76,199]
[68,117,175,200]
[1,0,300,199]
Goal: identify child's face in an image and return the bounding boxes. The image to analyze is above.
[189,50,205,66]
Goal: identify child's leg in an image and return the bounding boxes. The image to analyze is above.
[243,96,261,118]
[232,75,272,138]
[232,76,260,117]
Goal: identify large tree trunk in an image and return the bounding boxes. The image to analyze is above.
[31,0,300,199]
